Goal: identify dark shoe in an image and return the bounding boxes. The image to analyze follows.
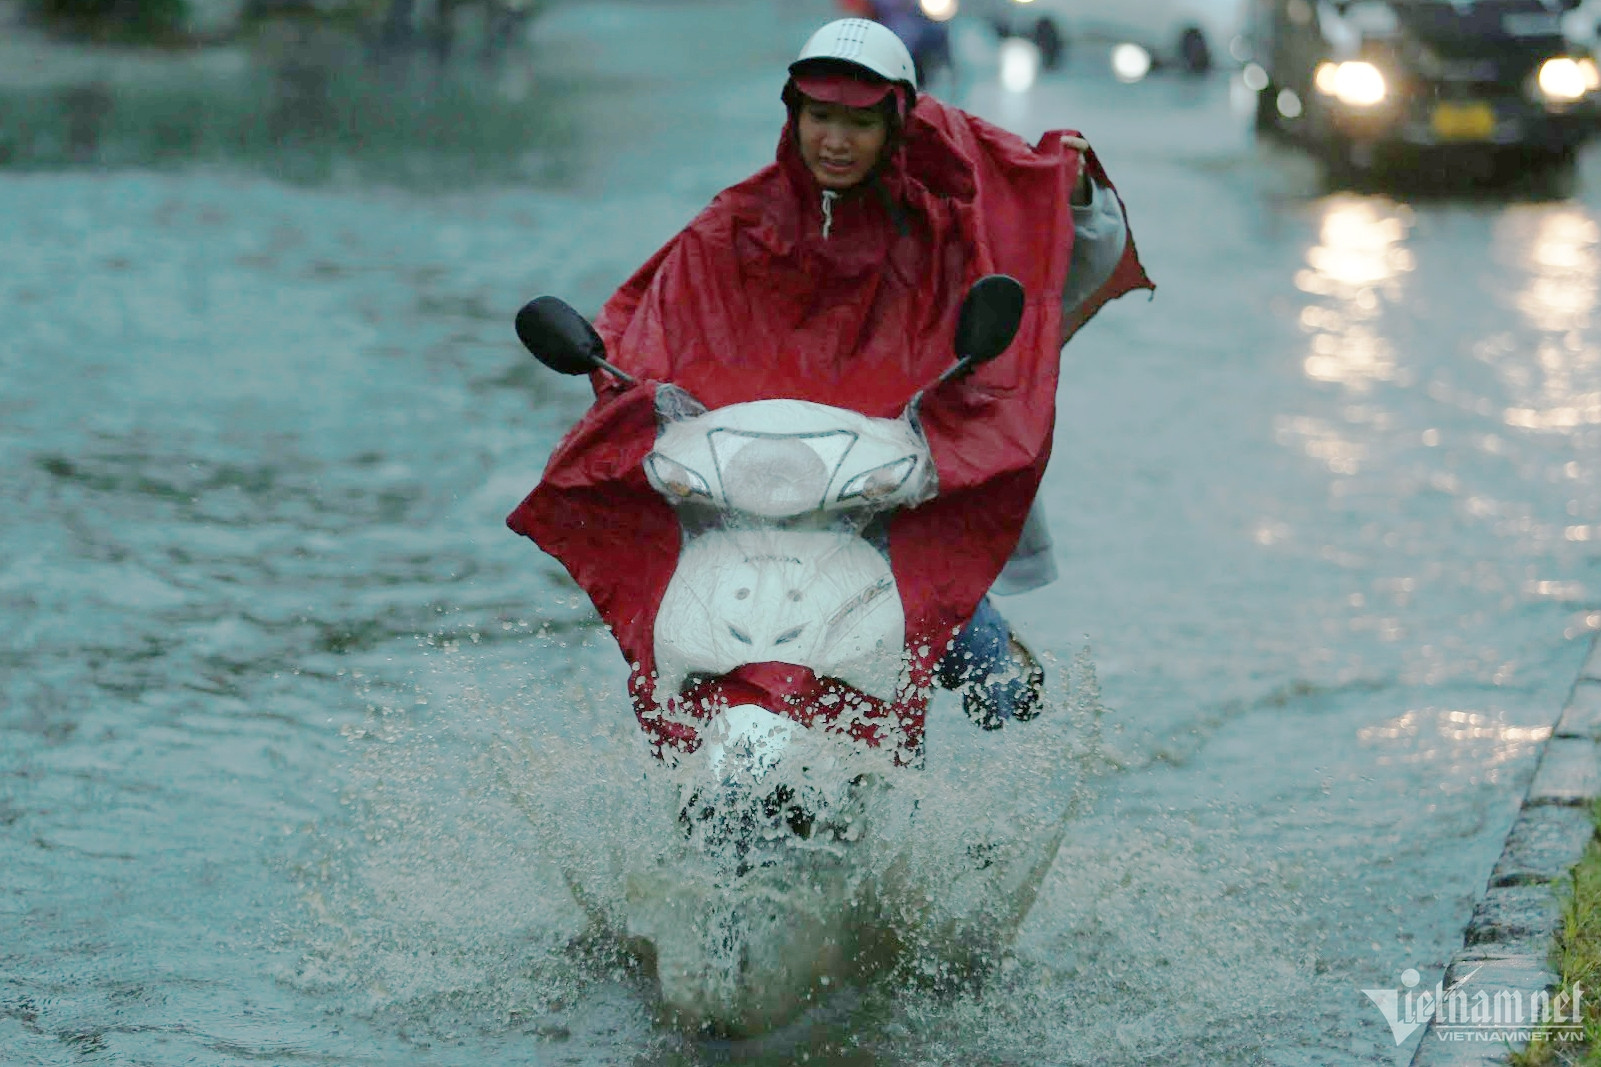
[962,634,1045,730]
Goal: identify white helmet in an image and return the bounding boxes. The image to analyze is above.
[790,18,918,98]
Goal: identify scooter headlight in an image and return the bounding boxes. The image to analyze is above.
[646,453,712,502]
[720,437,831,517]
[838,456,918,503]
[1538,57,1599,103]
[1314,61,1387,106]
[919,0,958,21]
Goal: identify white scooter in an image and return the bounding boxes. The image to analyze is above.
[515,277,1036,1033]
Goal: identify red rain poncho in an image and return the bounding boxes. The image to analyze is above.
[508,94,1151,757]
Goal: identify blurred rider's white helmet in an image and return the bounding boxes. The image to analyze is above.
[789,18,918,102]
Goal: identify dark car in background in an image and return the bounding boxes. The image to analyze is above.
[1246,0,1601,182]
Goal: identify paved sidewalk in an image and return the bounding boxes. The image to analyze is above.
[1411,634,1601,1066]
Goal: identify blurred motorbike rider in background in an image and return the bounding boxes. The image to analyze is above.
[510,18,1150,753]
[836,0,952,86]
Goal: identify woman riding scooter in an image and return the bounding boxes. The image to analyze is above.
[510,18,1151,756]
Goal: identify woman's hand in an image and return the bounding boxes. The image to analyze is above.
[1064,134,1092,206]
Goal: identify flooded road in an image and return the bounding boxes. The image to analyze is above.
[5,1,1601,1063]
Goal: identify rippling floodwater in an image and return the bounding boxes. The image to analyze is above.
[5,1,1601,1063]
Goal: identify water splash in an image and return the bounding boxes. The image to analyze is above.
[284,645,1116,1047]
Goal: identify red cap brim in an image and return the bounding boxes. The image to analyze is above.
[791,72,895,109]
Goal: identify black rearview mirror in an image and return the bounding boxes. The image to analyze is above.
[515,296,626,378]
[953,274,1026,365]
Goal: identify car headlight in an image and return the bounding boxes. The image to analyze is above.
[1314,60,1388,106]
[1537,57,1600,102]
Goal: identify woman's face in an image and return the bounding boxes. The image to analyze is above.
[797,98,890,191]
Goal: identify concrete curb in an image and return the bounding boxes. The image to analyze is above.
[1409,634,1601,1066]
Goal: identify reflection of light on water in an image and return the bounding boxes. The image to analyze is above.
[1275,414,1367,474]
[1521,578,1585,599]
[1516,209,1597,334]
[1498,208,1601,431]
[1254,519,1291,545]
[1359,707,1551,775]
[1503,394,1601,429]
[1301,199,1413,290]
[1296,197,1414,391]
[1111,43,1151,83]
[1000,38,1039,93]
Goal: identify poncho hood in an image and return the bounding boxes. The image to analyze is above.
[509,95,1151,758]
